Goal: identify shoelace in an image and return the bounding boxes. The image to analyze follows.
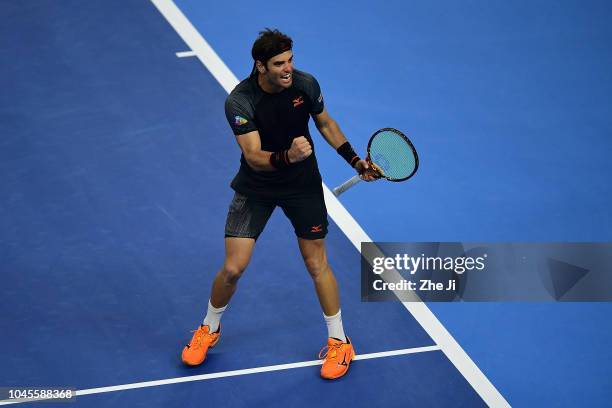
[188,326,209,349]
[318,342,344,360]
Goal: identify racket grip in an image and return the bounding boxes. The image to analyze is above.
[332,174,362,196]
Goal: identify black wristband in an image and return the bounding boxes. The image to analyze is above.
[336,141,360,167]
[269,150,290,169]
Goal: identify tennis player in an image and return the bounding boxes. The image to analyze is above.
[181,29,375,379]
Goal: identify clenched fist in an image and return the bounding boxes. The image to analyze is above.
[287,136,312,163]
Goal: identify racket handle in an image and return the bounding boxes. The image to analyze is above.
[333,174,362,196]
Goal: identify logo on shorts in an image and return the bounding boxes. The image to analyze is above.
[310,224,323,233]
[317,93,323,103]
[292,96,304,107]
[234,116,248,126]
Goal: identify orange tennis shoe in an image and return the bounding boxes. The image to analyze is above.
[181,324,221,366]
[319,337,355,379]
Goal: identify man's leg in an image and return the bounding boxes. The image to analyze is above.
[203,237,256,332]
[297,238,340,317]
[182,238,255,366]
[209,237,256,309]
[279,190,336,315]
[204,192,274,326]
[182,192,273,366]
[298,237,355,379]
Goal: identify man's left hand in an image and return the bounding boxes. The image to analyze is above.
[355,160,379,182]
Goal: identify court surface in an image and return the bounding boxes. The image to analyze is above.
[2,0,611,406]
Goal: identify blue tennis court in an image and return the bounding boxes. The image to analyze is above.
[2,0,611,406]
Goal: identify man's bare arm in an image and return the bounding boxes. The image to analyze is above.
[313,108,347,149]
[313,108,377,181]
[235,130,312,171]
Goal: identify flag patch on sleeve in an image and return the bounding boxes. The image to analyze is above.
[234,116,248,126]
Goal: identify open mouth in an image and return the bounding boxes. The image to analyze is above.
[280,72,292,83]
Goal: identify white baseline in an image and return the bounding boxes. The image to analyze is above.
[0,346,440,405]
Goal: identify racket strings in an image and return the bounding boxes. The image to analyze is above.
[368,130,417,180]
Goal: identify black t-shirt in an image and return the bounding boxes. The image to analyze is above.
[224,69,325,198]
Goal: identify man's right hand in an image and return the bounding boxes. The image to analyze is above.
[287,136,312,163]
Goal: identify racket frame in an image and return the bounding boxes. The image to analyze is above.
[332,127,419,197]
[366,127,419,182]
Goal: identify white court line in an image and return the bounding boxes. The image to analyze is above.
[0,346,441,405]
[175,50,196,58]
[150,1,510,407]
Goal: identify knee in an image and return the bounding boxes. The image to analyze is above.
[221,263,245,285]
[304,256,328,280]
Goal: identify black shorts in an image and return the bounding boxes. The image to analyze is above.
[224,190,329,240]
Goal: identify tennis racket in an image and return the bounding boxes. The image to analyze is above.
[332,128,419,196]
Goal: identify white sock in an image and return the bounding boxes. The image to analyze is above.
[323,310,347,342]
[202,300,227,333]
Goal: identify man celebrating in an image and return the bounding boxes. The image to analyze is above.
[181,29,374,379]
